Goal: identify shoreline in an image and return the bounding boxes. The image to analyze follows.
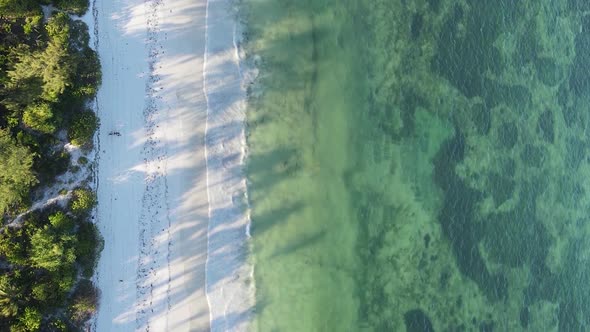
[203,0,255,329]
[89,0,253,330]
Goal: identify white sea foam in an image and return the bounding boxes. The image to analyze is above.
[203,0,255,330]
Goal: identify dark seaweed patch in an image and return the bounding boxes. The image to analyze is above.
[411,13,424,40]
[537,110,555,143]
[472,103,491,135]
[427,0,441,12]
[568,0,590,12]
[497,122,518,149]
[479,321,495,332]
[433,129,507,301]
[521,144,544,168]
[502,158,516,177]
[483,82,531,109]
[572,182,585,205]
[483,182,550,268]
[569,15,590,96]
[536,57,561,87]
[557,83,570,110]
[557,240,590,331]
[562,106,579,128]
[432,3,503,98]
[487,173,515,205]
[565,137,586,170]
[424,234,431,248]
[523,261,557,305]
[404,309,435,332]
[439,270,451,289]
[516,20,539,65]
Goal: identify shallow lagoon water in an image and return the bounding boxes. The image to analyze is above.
[244,0,590,330]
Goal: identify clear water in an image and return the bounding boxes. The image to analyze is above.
[244,0,590,330]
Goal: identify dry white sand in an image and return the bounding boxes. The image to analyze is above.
[87,0,254,330]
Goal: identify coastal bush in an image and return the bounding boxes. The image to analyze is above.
[0,128,37,215]
[69,21,101,100]
[6,15,75,103]
[68,279,98,326]
[52,0,89,16]
[0,274,23,318]
[0,0,101,328]
[41,13,75,101]
[76,221,102,278]
[0,0,42,17]
[69,110,98,146]
[31,280,59,303]
[48,211,74,231]
[34,149,70,185]
[16,307,42,331]
[0,227,28,265]
[30,224,77,272]
[23,15,41,35]
[71,188,96,214]
[72,47,101,98]
[22,103,56,134]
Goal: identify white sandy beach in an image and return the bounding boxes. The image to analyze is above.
[88,0,254,330]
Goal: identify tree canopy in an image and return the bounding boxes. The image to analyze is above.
[29,219,76,271]
[0,0,102,329]
[8,12,75,103]
[22,103,56,133]
[0,129,36,215]
[0,0,41,17]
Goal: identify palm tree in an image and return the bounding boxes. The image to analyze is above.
[0,275,22,318]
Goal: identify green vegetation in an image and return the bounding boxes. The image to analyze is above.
[0,0,41,17]
[68,111,98,147]
[71,187,96,215]
[0,129,36,215]
[0,0,102,330]
[0,208,102,330]
[22,103,56,134]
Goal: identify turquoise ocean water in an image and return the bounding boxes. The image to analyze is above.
[243,0,590,330]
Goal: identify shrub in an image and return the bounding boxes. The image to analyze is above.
[68,279,98,327]
[29,225,76,272]
[22,103,56,134]
[47,318,67,331]
[68,111,98,146]
[71,188,96,214]
[31,280,59,303]
[76,222,102,278]
[0,129,37,215]
[48,211,74,232]
[17,307,42,331]
[72,48,101,98]
[23,15,42,35]
[0,273,23,318]
[0,227,28,265]
[0,0,41,17]
[52,0,89,16]
[35,149,70,184]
